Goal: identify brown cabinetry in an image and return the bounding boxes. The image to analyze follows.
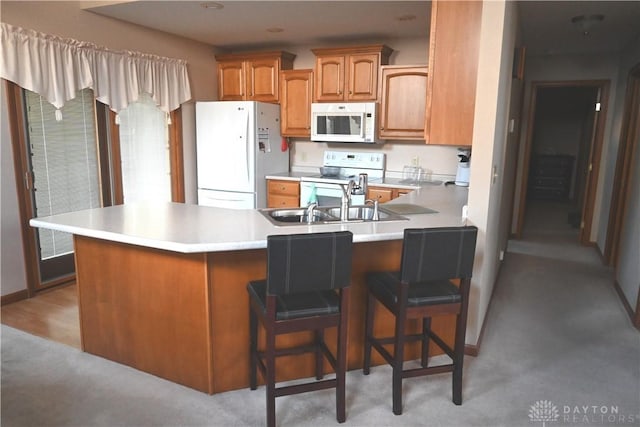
[312,45,392,102]
[424,1,482,145]
[215,51,295,103]
[267,179,300,208]
[366,186,411,203]
[379,66,429,140]
[280,69,313,137]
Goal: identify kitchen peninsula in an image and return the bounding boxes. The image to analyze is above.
[30,185,470,394]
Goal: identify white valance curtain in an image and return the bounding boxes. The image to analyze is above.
[0,22,191,113]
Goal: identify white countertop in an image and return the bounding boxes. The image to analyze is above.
[30,185,468,253]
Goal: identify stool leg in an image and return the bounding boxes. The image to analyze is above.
[452,311,466,405]
[265,325,277,427]
[249,306,258,390]
[392,308,407,415]
[453,278,470,406]
[315,329,324,380]
[421,317,431,368]
[363,292,375,375]
[336,289,349,423]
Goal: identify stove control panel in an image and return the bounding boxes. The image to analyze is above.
[323,150,385,170]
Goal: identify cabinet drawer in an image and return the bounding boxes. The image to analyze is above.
[267,180,299,196]
[367,187,394,203]
[267,194,299,208]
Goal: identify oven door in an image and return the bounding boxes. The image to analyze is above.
[300,181,365,207]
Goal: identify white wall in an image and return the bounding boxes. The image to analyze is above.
[1,84,28,296]
[465,0,517,345]
[609,35,640,314]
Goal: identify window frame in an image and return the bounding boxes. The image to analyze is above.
[5,81,185,293]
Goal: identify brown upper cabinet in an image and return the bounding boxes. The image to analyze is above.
[312,45,392,102]
[425,1,482,146]
[215,51,295,103]
[280,69,314,137]
[379,65,428,140]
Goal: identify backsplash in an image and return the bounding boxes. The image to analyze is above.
[290,140,460,181]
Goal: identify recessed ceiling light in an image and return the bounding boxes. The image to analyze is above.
[266,27,284,33]
[201,2,224,10]
[396,14,417,22]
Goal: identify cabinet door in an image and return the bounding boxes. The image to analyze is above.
[380,66,428,140]
[280,69,313,137]
[267,180,300,208]
[367,187,394,203]
[347,53,379,101]
[425,1,482,145]
[218,60,245,101]
[315,55,345,101]
[246,58,279,103]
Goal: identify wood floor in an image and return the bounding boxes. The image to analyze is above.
[1,283,81,349]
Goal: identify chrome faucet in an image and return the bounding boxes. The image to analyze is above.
[365,198,380,221]
[340,180,356,221]
[306,202,318,224]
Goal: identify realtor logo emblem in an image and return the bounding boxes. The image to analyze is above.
[529,400,560,427]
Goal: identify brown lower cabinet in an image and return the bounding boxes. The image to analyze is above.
[367,186,411,203]
[267,179,300,208]
[74,235,456,395]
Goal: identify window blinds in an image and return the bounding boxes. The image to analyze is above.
[25,88,101,259]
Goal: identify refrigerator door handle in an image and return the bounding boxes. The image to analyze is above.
[244,111,251,185]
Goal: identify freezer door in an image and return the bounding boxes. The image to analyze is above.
[196,102,255,193]
[198,189,255,209]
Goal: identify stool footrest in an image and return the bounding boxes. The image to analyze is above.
[426,330,454,359]
[275,378,337,397]
[403,364,453,379]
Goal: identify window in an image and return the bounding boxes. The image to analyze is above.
[24,88,101,260]
[7,81,184,291]
[117,93,172,203]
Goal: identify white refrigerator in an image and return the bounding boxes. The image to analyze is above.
[196,101,289,209]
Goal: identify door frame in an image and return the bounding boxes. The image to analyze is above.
[515,80,610,245]
[604,64,640,268]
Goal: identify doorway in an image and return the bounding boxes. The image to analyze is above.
[515,81,609,244]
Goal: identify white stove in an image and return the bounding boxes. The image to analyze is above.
[300,151,385,206]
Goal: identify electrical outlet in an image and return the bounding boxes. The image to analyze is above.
[301,152,307,162]
[411,156,419,166]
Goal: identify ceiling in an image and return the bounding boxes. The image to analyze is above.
[85,1,640,55]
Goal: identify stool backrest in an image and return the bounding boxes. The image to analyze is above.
[400,226,478,283]
[267,231,353,296]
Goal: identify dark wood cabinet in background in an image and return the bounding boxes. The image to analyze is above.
[529,154,574,200]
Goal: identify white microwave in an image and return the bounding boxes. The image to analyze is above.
[310,102,379,143]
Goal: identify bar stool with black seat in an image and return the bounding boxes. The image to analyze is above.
[247,231,353,427]
[363,226,478,415]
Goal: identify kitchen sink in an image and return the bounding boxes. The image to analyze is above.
[260,208,339,225]
[259,205,408,226]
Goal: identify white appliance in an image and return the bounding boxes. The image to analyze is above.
[196,101,289,209]
[310,102,379,143]
[300,150,385,206]
[455,148,471,187]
